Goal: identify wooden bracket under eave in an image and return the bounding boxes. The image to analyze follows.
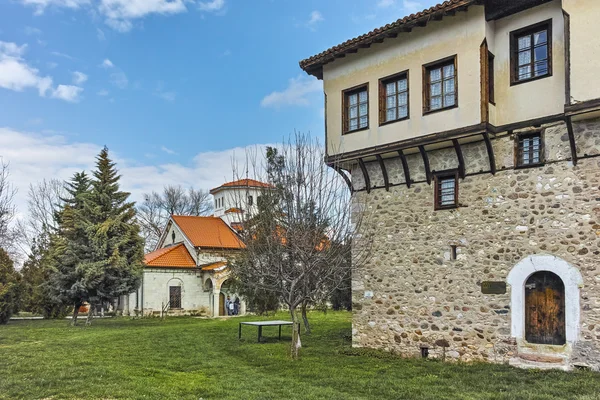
[452,139,466,179]
[375,154,390,191]
[398,150,411,188]
[565,116,578,166]
[358,158,371,194]
[331,165,354,193]
[482,131,496,175]
[419,145,432,185]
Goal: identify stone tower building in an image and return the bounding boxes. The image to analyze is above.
[300,0,600,370]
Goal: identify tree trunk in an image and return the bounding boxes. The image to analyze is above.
[301,301,311,335]
[289,308,301,359]
[85,303,94,326]
[71,302,81,326]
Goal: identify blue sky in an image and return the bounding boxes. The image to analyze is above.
[0,0,436,211]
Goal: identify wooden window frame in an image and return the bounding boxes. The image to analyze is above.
[510,19,553,86]
[379,70,410,126]
[423,55,458,115]
[514,130,545,169]
[488,51,495,105]
[433,170,459,211]
[342,83,369,134]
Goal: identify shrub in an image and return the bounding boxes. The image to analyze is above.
[0,248,20,324]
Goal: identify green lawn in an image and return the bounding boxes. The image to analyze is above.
[1,312,599,400]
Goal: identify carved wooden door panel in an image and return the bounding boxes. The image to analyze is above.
[525,271,566,345]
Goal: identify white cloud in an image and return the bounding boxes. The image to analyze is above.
[110,71,128,89]
[51,84,83,102]
[97,28,106,41]
[261,75,322,109]
[100,58,114,68]
[160,146,176,155]
[0,126,271,220]
[97,89,109,96]
[0,41,83,103]
[307,10,323,28]
[72,71,88,85]
[24,26,43,36]
[50,51,76,60]
[19,0,90,15]
[99,0,189,32]
[198,0,225,12]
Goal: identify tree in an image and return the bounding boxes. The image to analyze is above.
[137,185,212,251]
[0,248,20,324]
[48,171,93,325]
[19,233,70,319]
[77,147,144,325]
[230,133,372,358]
[0,159,17,255]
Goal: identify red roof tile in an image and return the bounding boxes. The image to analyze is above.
[299,0,476,78]
[172,215,245,249]
[201,261,227,271]
[210,179,274,194]
[145,243,196,268]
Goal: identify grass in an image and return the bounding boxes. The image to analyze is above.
[0,312,599,400]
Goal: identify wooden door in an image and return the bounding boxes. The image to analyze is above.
[219,293,225,316]
[525,271,565,345]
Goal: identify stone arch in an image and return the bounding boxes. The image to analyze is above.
[507,254,583,344]
[203,277,214,292]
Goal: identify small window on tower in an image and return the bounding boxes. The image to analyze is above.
[434,171,459,210]
[516,131,544,167]
[248,195,253,206]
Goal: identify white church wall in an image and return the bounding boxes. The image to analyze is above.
[141,268,210,315]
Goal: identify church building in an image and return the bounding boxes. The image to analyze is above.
[119,179,271,317]
[300,0,600,370]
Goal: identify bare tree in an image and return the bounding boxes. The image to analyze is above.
[137,186,212,251]
[16,179,65,252]
[0,159,17,253]
[230,133,372,359]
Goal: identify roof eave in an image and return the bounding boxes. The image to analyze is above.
[299,0,478,79]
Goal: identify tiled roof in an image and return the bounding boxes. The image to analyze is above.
[299,0,476,78]
[144,243,196,268]
[225,207,244,214]
[210,179,274,194]
[201,261,227,271]
[172,215,245,249]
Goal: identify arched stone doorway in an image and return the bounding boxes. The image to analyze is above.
[507,254,583,344]
[525,271,566,345]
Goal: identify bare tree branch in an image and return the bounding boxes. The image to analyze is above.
[0,159,17,254]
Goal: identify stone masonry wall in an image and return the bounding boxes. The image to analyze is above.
[351,119,600,368]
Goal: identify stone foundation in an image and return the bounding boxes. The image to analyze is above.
[351,119,600,369]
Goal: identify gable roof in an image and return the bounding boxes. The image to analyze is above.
[210,179,274,194]
[172,215,245,249]
[144,243,196,268]
[299,0,477,79]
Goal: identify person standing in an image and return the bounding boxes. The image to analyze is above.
[225,296,231,316]
[233,297,240,315]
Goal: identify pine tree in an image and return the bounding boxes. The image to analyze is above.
[47,171,92,325]
[0,248,20,324]
[79,147,144,325]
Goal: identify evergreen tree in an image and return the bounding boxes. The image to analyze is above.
[78,147,144,325]
[0,248,20,324]
[48,171,92,325]
[20,233,70,319]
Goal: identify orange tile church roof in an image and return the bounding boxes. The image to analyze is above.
[172,215,245,249]
[144,243,196,268]
[201,261,227,271]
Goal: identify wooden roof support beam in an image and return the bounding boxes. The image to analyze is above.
[332,165,354,193]
[565,116,578,166]
[419,145,432,185]
[482,131,496,175]
[452,139,466,179]
[398,150,411,188]
[358,158,371,194]
[375,154,390,191]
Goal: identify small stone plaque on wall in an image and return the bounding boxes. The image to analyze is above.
[481,281,507,294]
